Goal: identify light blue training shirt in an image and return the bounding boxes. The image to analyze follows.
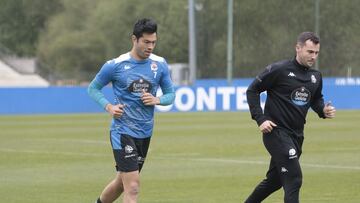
[88,52,175,139]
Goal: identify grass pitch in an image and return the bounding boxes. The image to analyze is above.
[0,111,359,202]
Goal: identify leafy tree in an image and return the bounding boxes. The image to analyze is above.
[2,0,358,81]
[0,0,62,56]
[37,0,104,81]
[320,0,360,76]
[37,0,188,81]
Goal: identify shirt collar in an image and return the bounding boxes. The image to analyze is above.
[292,57,309,71]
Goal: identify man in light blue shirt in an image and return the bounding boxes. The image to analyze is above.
[88,18,175,203]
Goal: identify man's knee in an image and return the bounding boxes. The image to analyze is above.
[292,175,302,188]
[284,172,302,189]
[126,181,140,196]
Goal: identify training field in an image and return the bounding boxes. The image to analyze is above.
[0,111,359,202]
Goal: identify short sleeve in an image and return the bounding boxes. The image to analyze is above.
[94,61,115,86]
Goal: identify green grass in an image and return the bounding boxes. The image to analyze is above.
[0,111,359,203]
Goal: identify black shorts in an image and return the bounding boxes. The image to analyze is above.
[110,132,151,172]
[263,128,304,163]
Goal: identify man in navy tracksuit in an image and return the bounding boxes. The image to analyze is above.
[245,32,336,203]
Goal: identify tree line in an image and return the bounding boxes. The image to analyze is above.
[0,0,359,83]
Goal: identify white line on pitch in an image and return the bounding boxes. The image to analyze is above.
[155,156,360,170]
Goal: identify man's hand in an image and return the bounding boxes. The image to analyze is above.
[141,89,160,106]
[259,120,277,134]
[323,101,336,118]
[105,104,125,118]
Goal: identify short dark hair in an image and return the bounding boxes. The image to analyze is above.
[132,18,157,39]
[297,32,320,45]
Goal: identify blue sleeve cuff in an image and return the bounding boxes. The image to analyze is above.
[159,87,175,105]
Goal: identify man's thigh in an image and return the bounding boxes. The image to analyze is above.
[263,129,302,177]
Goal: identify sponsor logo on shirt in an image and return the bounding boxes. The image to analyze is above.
[128,78,152,93]
[291,87,311,106]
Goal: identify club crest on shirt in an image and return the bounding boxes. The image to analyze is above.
[311,74,317,83]
[150,62,158,71]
